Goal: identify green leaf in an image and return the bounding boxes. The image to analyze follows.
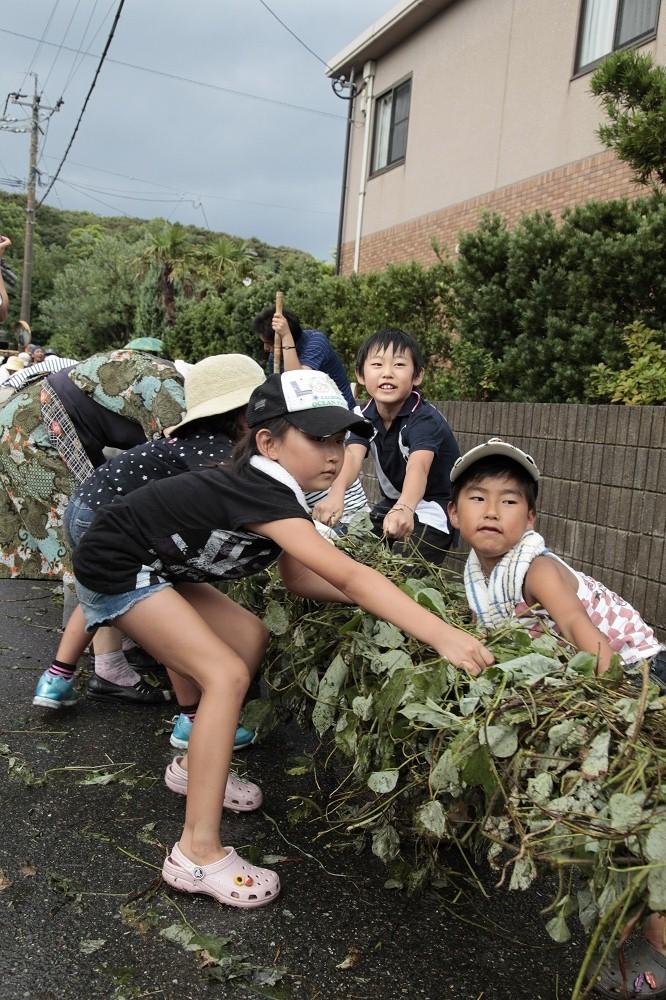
[509,856,536,891]
[400,701,453,729]
[645,821,666,863]
[416,800,447,838]
[479,723,518,758]
[567,651,598,676]
[415,587,448,615]
[80,939,106,954]
[497,653,560,684]
[372,824,400,862]
[609,792,644,832]
[161,923,196,948]
[367,769,399,794]
[262,600,290,636]
[372,621,405,649]
[351,694,373,720]
[462,746,498,798]
[648,866,666,911]
[545,910,571,943]
[581,730,611,779]
[312,654,348,736]
[430,749,461,796]
[527,772,553,806]
[372,649,413,675]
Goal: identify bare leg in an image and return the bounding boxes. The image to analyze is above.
[117,587,257,864]
[54,604,94,664]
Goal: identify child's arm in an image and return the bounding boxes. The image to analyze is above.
[383,449,434,539]
[311,443,367,527]
[249,518,494,674]
[524,556,615,672]
[271,314,302,372]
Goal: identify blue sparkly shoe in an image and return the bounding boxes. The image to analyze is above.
[169,713,192,749]
[169,714,256,751]
[33,670,79,709]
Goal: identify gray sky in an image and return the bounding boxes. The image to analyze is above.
[0,1,389,260]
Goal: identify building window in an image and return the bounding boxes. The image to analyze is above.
[371,79,411,174]
[576,0,661,73]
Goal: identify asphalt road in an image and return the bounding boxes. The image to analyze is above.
[0,579,587,1000]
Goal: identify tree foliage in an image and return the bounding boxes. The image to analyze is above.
[591,49,666,188]
[450,199,666,401]
[587,322,666,404]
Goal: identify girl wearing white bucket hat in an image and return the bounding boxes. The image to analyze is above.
[34,355,265,754]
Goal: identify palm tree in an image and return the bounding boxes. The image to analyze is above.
[134,223,193,325]
[194,236,257,294]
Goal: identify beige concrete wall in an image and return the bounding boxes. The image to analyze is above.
[342,0,665,247]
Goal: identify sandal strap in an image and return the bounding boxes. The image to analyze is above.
[171,841,239,875]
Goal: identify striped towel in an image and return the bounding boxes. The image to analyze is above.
[464,529,547,629]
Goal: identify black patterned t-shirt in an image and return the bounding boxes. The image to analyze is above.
[72,463,311,593]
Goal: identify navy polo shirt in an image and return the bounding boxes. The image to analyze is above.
[267,328,355,408]
[348,391,460,535]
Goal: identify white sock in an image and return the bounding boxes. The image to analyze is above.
[121,635,138,652]
[94,651,140,687]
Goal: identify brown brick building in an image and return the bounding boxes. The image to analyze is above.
[327,0,664,274]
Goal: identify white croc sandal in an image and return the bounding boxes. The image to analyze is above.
[164,757,263,812]
[162,842,280,909]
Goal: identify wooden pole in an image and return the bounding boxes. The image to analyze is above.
[273,290,284,375]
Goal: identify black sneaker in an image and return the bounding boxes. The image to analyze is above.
[87,674,172,705]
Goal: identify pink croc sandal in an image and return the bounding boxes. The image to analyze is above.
[164,757,263,812]
[162,842,280,909]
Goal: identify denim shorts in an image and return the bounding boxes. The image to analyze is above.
[75,578,171,633]
[65,495,171,632]
[64,494,97,548]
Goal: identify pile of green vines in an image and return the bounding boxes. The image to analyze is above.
[231,527,666,998]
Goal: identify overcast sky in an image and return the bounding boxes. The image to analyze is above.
[0,0,390,260]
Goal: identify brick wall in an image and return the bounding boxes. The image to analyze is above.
[360,401,666,642]
[340,150,638,274]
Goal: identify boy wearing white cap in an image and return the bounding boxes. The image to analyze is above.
[450,443,666,996]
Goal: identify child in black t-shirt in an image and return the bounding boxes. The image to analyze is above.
[70,370,494,909]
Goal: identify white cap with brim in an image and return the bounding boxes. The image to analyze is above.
[169,353,266,434]
[450,437,540,483]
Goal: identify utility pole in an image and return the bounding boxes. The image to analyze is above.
[21,75,40,325]
[1,75,62,326]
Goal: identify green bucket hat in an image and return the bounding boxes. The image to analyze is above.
[124,337,165,354]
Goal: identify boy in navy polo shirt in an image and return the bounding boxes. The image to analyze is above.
[314,329,460,564]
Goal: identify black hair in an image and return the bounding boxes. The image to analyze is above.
[355,328,425,377]
[253,307,303,346]
[450,456,538,511]
[233,416,292,469]
[171,405,246,444]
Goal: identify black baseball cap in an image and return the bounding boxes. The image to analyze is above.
[247,371,372,439]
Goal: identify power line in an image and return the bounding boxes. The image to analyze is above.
[38,0,126,207]
[40,0,83,97]
[52,172,337,216]
[16,0,62,96]
[255,0,329,69]
[60,0,112,96]
[0,28,345,121]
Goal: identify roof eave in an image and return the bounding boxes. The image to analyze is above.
[326,0,455,79]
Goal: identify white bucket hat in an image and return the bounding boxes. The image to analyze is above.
[169,354,266,434]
